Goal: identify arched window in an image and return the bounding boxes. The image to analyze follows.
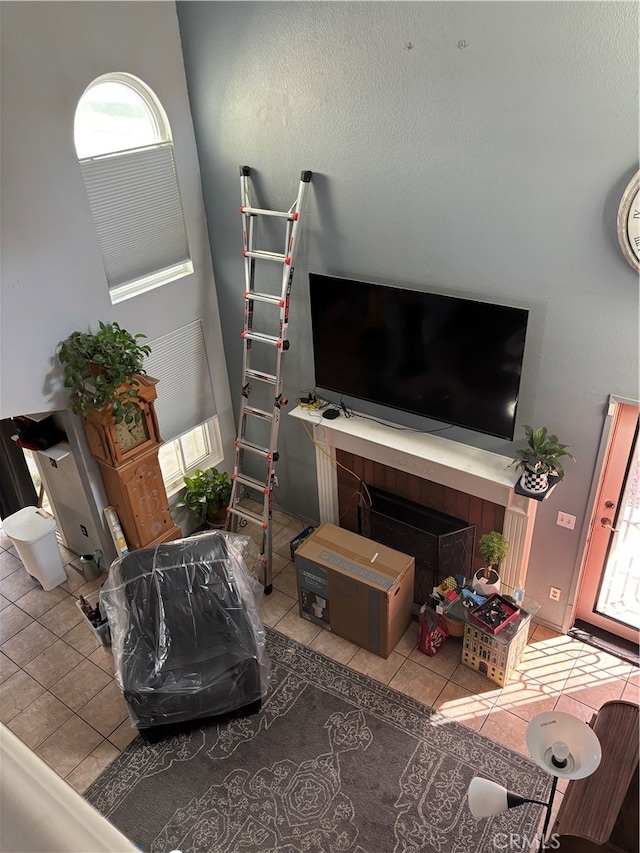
[74,73,192,303]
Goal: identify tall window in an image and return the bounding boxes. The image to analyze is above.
[74,73,192,304]
[159,419,223,496]
[144,319,221,498]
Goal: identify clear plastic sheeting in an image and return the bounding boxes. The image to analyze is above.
[100,530,270,730]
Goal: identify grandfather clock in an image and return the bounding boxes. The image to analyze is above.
[83,375,181,550]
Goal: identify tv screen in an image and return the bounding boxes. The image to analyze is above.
[309,274,529,440]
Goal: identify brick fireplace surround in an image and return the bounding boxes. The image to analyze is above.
[290,406,538,593]
[336,451,504,577]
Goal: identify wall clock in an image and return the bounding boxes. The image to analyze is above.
[84,375,159,467]
[83,374,181,550]
[114,417,150,454]
[617,170,640,272]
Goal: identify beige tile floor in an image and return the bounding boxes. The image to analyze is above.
[1,510,638,830]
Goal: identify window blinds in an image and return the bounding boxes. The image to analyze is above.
[80,144,191,290]
[144,320,217,442]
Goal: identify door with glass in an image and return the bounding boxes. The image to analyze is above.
[575,400,639,643]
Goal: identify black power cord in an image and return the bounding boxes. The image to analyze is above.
[339,397,354,418]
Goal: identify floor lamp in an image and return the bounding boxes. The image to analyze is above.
[468,711,602,852]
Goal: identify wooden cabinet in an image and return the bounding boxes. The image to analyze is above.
[553,700,639,852]
[96,448,180,550]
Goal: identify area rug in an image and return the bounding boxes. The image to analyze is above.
[86,628,551,853]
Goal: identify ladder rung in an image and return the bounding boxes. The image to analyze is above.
[240,205,297,221]
[227,506,266,527]
[245,368,277,385]
[236,439,272,458]
[243,249,290,265]
[233,473,269,493]
[242,331,285,348]
[242,405,274,421]
[244,291,285,307]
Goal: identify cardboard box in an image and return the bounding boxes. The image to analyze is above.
[294,522,415,658]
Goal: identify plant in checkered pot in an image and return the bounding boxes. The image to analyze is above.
[511,425,575,496]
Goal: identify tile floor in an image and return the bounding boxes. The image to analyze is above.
[1,509,638,829]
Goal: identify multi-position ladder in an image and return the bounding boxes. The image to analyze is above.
[227,166,312,593]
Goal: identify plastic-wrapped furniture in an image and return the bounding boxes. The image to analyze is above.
[100,531,270,732]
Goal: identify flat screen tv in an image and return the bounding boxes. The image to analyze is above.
[309,273,529,440]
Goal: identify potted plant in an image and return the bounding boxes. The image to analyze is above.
[177,467,232,528]
[472,531,509,595]
[58,322,152,424]
[511,424,575,495]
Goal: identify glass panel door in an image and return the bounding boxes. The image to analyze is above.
[594,423,639,630]
[575,401,639,643]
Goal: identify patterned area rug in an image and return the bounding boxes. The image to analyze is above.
[86,629,550,852]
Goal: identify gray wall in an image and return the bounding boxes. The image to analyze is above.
[176,1,639,628]
[0,1,235,467]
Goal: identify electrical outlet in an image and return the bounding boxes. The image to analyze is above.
[557,511,576,530]
[549,586,561,601]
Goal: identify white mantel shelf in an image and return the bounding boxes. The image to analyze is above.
[290,405,537,591]
[290,406,517,506]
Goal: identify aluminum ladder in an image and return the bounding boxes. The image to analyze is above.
[226,165,312,593]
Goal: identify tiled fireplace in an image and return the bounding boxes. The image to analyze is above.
[291,407,538,594]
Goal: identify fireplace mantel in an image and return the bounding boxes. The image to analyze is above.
[290,406,537,592]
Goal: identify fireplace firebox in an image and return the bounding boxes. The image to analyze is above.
[358,486,476,609]
[290,405,539,596]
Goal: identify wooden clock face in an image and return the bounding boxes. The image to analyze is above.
[114,417,150,453]
[617,170,640,272]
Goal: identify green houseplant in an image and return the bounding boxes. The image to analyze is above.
[472,531,509,594]
[177,467,232,527]
[511,424,575,495]
[58,321,152,424]
[478,531,509,570]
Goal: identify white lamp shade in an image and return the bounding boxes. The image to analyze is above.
[468,778,510,818]
[526,711,602,779]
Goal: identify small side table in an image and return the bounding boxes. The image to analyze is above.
[444,594,541,686]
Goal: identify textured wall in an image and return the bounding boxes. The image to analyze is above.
[176,1,639,627]
[0,1,234,467]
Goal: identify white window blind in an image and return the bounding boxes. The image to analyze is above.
[144,320,217,442]
[80,144,191,293]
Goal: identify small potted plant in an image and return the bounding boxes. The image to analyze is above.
[472,531,509,595]
[177,467,232,528]
[58,322,152,424]
[511,424,575,495]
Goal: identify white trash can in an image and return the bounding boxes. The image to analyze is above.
[3,507,67,591]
